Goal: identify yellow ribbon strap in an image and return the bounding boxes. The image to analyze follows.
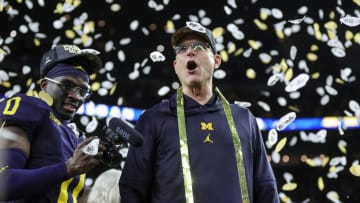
[176,87,250,203]
[215,87,250,203]
[176,87,194,203]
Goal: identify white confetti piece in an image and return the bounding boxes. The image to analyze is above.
[186,21,207,33]
[276,112,296,131]
[213,69,226,79]
[331,47,346,58]
[82,138,99,156]
[287,16,306,24]
[157,86,170,96]
[349,100,360,117]
[257,101,271,112]
[266,129,278,148]
[22,65,31,75]
[271,151,281,164]
[340,15,360,27]
[130,20,139,31]
[320,95,330,106]
[150,51,165,62]
[234,101,251,108]
[326,191,342,203]
[267,73,283,86]
[85,116,98,133]
[324,85,338,96]
[285,73,310,92]
[290,45,297,60]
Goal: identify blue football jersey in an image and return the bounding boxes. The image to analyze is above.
[0,94,85,203]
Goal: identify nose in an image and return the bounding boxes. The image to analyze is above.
[186,46,196,55]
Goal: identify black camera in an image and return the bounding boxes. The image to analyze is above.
[98,125,128,168]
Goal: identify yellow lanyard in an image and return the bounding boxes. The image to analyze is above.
[176,87,250,203]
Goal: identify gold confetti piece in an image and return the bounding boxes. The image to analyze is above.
[54,3,64,14]
[275,137,287,153]
[227,43,236,54]
[337,142,347,154]
[305,158,315,167]
[248,40,261,50]
[317,176,325,191]
[354,0,360,6]
[33,38,40,46]
[310,44,319,52]
[110,82,117,96]
[1,81,11,88]
[279,195,292,203]
[311,72,320,79]
[165,20,175,33]
[322,156,329,167]
[84,21,95,34]
[313,23,322,41]
[282,182,297,191]
[90,73,97,81]
[307,53,318,61]
[246,68,256,79]
[253,19,268,30]
[26,78,32,87]
[65,29,76,39]
[259,9,270,20]
[0,0,3,12]
[354,33,360,43]
[349,165,360,176]
[91,81,101,91]
[284,68,293,82]
[279,59,288,72]
[275,29,285,40]
[213,27,225,38]
[234,48,243,56]
[345,30,354,41]
[327,29,337,40]
[324,21,337,30]
[81,34,90,45]
[220,50,229,62]
[0,48,8,55]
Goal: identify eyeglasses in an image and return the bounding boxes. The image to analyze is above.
[44,77,92,99]
[173,42,210,54]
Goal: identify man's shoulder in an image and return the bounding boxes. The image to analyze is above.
[0,94,50,121]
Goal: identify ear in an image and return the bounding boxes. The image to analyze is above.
[173,59,178,73]
[40,79,48,91]
[214,54,221,69]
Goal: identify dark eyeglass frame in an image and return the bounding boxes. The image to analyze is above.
[44,77,92,99]
[173,42,210,54]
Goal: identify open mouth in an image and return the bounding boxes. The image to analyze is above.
[187,60,198,70]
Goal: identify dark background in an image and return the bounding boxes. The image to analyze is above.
[1,0,360,202]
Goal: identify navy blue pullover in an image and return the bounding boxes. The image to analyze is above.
[120,92,280,203]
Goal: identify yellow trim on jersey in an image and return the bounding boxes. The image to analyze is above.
[57,177,73,203]
[72,174,85,202]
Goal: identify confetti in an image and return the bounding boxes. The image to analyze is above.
[339,15,360,27]
[82,138,100,156]
[285,73,310,92]
[150,51,165,62]
[276,112,296,131]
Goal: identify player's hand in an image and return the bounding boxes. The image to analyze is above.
[65,136,104,177]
